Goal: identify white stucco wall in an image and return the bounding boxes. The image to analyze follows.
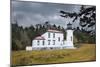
[66,30,73,42]
[66,30,75,48]
[32,31,64,49]
[42,32,64,47]
[26,46,32,51]
[31,29,75,50]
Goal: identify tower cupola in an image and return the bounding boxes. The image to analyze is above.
[67,22,72,30]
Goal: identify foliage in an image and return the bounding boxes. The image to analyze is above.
[11,20,95,50]
[60,5,96,47]
[11,21,66,50]
[60,5,96,35]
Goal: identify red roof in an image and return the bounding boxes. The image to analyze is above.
[34,36,45,40]
[47,29,62,33]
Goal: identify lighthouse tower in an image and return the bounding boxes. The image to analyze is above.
[66,22,75,49]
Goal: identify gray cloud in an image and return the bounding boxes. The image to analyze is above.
[11,1,86,28]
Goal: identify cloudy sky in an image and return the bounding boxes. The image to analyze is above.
[11,1,85,28]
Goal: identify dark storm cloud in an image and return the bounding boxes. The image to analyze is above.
[11,1,81,28]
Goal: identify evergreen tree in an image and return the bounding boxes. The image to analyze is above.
[60,5,96,35]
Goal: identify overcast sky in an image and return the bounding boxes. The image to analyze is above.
[11,1,91,28]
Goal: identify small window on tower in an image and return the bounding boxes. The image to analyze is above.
[63,40,64,45]
[71,36,72,41]
[58,37,60,41]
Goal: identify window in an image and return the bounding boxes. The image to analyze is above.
[37,40,40,45]
[71,36,72,41]
[53,40,55,45]
[63,40,64,45]
[43,40,45,45]
[48,40,51,45]
[48,32,50,38]
[53,33,55,38]
[58,37,60,41]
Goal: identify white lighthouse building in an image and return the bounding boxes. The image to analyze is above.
[26,22,75,50]
[65,23,75,48]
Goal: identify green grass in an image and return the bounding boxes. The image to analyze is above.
[11,44,96,66]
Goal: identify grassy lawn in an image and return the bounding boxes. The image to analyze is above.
[11,44,96,66]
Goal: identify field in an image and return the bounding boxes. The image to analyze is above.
[11,44,96,66]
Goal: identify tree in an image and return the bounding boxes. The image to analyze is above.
[44,21,51,29]
[52,24,57,30]
[60,5,96,35]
